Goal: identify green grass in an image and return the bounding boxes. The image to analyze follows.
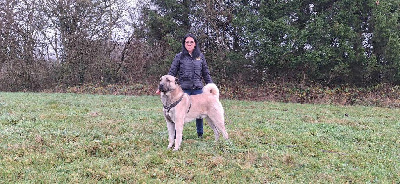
[0,92,399,183]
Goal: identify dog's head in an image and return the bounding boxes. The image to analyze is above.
[158,75,178,94]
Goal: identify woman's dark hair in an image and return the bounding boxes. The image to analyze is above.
[181,33,201,58]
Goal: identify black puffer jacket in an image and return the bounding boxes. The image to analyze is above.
[168,52,213,90]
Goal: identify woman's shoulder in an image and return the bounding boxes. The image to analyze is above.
[175,52,183,57]
[199,52,205,58]
[197,52,206,61]
[173,52,185,61]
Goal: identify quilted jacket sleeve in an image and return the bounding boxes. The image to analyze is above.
[167,53,181,77]
[201,53,213,84]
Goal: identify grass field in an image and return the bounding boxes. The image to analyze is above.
[0,92,399,183]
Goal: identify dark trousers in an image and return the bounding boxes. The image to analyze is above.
[183,89,203,135]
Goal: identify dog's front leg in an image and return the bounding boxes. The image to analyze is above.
[173,121,184,151]
[166,121,175,149]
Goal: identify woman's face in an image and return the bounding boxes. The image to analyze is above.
[184,37,196,54]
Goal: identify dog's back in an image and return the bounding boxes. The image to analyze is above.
[202,83,219,99]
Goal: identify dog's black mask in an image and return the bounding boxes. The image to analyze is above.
[158,84,168,93]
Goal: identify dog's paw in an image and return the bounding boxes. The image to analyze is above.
[172,147,180,151]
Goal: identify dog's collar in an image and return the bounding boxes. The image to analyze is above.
[164,94,184,112]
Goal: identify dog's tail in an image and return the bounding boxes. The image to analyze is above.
[203,83,220,99]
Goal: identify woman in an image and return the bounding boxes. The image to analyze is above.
[167,33,213,138]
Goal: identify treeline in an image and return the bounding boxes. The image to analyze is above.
[1,0,399,92]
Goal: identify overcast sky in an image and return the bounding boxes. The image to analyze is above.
[112,0,139,42]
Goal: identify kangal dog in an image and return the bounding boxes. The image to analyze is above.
[157,75,228,151]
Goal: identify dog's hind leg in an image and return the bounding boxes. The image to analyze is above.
[206,117,220,140]
[207,112,229,140]
[219,125,229,140]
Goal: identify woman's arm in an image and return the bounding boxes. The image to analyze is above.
[168,53,181,76]
[201,54,213,84]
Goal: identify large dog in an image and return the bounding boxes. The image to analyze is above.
[157,75,229,151]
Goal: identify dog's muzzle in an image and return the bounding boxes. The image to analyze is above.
[158,84,168,93]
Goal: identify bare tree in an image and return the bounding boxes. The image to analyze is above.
[0,0,52,91]
[34,0,127,85]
